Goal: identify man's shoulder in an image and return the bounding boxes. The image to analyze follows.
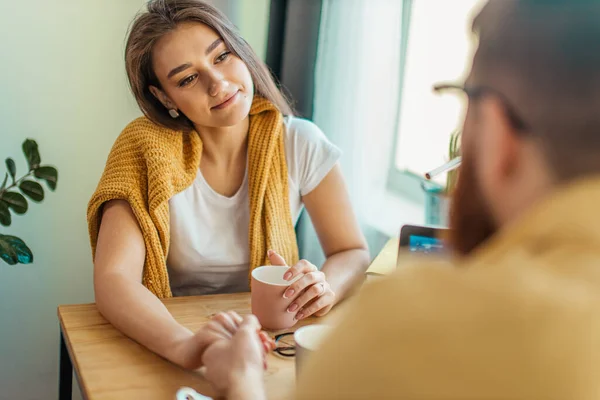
[297,259,600,399]
[362,257,600,319]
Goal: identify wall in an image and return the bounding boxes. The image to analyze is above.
[0,0,270,399]
[201,0,271,60]
[238,0,271,61]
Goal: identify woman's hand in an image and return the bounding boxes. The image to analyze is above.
[172,311,244,370]
[268,250,336,320]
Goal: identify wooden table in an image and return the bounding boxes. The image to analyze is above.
[57,240,398,399]
[57,293,318,400]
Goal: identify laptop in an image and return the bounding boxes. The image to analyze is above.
[398,224,447,261]
[366,224,449,276]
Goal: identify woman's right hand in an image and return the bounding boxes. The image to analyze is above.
[172,311,243,370]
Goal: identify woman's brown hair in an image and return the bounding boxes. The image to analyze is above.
[125,0,293,131]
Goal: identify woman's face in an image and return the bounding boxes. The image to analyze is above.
[150,22,254,129]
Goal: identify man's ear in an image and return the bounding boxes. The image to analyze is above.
[149,85,172,109]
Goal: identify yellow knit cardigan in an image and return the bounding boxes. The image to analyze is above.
[87,97,299,298]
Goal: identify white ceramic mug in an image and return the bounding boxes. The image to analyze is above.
[294,324,333,378]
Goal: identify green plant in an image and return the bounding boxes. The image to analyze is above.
[0,139,58,265]
[445,130,461,194]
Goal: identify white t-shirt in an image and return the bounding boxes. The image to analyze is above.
[166,116,342,296]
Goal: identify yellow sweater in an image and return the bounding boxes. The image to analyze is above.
[298,177,600,399]
[87,97,299,298]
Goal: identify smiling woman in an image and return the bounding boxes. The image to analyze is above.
[86,0,369,372]
[124,0,292,132]
[149,22,256,130]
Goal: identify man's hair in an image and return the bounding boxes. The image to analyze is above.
[471,0,600,181]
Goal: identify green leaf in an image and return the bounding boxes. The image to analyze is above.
[34,166,58,191]
[22,139,41,170]
[5,158,16,182]
[19,180,44,202]
[0,191,28,214]
[0,201,11,226]
[0,234,33,265]
[0,173,7,191]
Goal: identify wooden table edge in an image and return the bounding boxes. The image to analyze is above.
[57,305,91,400]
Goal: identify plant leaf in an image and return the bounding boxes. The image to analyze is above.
[19,180,44,202]
[22,139,41,170]
[0,173,7,191]
[34,166,58,191]
[0,200,11,226]
[0,191,28,214]
[5,158,16,182]
[0,234,17,265]
[0,234,33,265]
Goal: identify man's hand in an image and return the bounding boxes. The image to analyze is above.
[172,311,243,370]
[202,315,272,398]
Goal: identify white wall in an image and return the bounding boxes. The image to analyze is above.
[0,0,270,399]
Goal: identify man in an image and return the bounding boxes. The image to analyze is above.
[201,0,600,398]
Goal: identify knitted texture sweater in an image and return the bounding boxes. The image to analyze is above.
[87,97,299,298]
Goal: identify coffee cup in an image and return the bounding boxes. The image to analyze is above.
[251,265,300,331]
[294,324,333,378]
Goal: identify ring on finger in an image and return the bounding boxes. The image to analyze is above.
[318,282,326,294]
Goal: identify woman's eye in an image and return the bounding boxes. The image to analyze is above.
[179,75,197,87]
[216,51,231,63]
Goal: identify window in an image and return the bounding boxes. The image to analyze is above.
[389,0,485,192]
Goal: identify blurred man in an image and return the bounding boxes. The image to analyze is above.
[202,0,600,398]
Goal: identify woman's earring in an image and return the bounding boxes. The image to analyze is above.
[169,108,180,118]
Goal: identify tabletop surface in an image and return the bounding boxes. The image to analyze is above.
[58,243,395,399]
[58,293,318,400]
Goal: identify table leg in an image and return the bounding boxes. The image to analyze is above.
[59,328,73,400]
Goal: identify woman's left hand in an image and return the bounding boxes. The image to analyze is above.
[268,250,336,320]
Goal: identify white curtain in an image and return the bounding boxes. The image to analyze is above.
[297,0,405,263]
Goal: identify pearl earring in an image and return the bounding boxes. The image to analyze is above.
[169,109,180,118]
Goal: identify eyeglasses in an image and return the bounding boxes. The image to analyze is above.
[273,332,296,357]
[424,82,532,180]
[433,82,531,132]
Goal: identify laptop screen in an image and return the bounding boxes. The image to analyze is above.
[399,225,449,259]
[408,234,445,254]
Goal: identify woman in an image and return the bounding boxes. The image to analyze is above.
[87,0,369,370]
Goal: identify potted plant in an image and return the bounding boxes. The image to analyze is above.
[0,139,58,265]
[422,130,461,226]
